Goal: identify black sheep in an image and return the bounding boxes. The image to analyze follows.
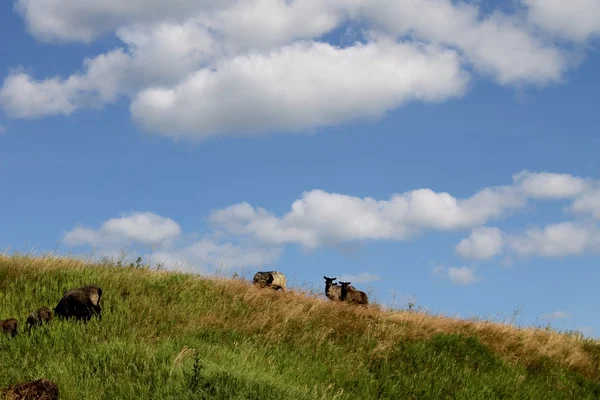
[323,276,356,301]
[339,281,369,305]
[26,306,53,330]
[0,318,18,337]
[54,284,103,322]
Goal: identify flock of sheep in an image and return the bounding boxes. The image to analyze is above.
[0,284,103,338]
[1,285,102,398]
[1,271,368,339]
[253,271,369,305]
[0,271,366,398]
[1,271,367,339]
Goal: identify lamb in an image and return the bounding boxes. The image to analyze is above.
[339,281,369,305]
[2,378,59,400]
[253,271,286,291]
[54,284,103,322]
[26,306,53,330]
[0,318,18,337]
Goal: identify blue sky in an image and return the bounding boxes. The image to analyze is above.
[1,0,600,336]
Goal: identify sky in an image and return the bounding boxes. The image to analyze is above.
[1,0,600,337]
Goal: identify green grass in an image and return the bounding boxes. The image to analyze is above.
[1,253,600,399]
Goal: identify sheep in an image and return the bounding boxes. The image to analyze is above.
[324,276,341,300]
[26,306,53,331]
[339,281,369,305]
[253,271,286,291]
[2,378,59,400]
[323,277,357,301]
[54,284,103,322]
[1,318,18,337]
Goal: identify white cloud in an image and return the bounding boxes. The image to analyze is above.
[63,211,281,274]
[358,0,566,85]
[14,0,231,43]
[451,171,600,260]
[447,266,479,285]
[4,0,587,138]
[541,310,572,321]
[513,170,592,200]
[525,0,600,42]
[205,0,343,50]
[115,21,218,87]
[62,171,600,266]
[337,272,381,284]
[434,265,480,285]
[64,211,182,248]
[130,39,468,138]
[1,73,77,118]
[570,190,600,219]
[0,21,220,120]
[456,227,504,260]
[0,50,130,118]
[507,222,600,257]
[151,239,282,273]
[207,170,600,258]
[208,184,524,249]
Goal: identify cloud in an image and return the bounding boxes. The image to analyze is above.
[337,272,381,284]
[4,0,589,139]
[456,227,504,260]
[507,222,600,257]
[525,0,600,42]
[130,39,467,138]
[204,0,343,50]
[434,266,480,285]
[452,171,600,260]
[570,190,600,219]
[14,0,230,43]
[541,310,572,321]
[63,212,182,248]
[208,170,600,258]
[358,0,566,85]
[63,211,281,273]
[513,170,592,200]
[62,170,600,275]
[0,125,6,135]
[208,184,524,249]
[0,50,130,118]
[151,239,282,273]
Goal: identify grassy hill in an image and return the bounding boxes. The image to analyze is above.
[1,253,599,399]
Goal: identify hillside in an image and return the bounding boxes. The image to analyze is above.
[1,253,599,399]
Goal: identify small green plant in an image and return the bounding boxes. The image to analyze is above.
[128,256,143,269]
[189,352,204,392]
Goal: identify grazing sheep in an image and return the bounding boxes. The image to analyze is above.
[26,306,53,330]
[2,378,59,400]
[323,276,356,301]
[339,281,369,305]
[54,284,103,322]
[0,318,18,337]
[253,271,286,291]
